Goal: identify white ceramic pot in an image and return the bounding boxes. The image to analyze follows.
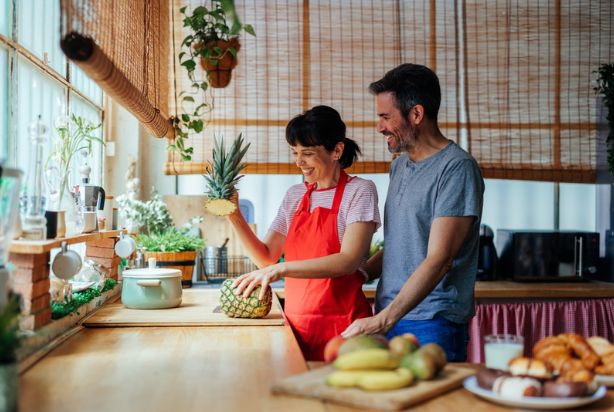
[121,263,182,310]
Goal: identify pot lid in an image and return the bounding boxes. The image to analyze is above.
[122,268,181,278]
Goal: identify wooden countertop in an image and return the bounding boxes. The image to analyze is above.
[18,327,614,412]
[272,280,614,300]
[19,289,614,412]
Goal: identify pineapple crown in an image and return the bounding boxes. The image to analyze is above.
[204,133,250,200]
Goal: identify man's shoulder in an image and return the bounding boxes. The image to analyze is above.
[441,143,480,171]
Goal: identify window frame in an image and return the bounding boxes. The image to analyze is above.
[0,1,104,172]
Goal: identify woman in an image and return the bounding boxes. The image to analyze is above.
[228,105,381,361]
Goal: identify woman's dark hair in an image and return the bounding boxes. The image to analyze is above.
[285,105,361,169]
[369,63,441,122]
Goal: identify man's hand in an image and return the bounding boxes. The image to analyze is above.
[341,313,391,338]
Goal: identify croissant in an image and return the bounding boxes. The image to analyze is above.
[587,336,614,357]
[595,363,614,375]
[533,336,568,357]
[595,351,614,375]
[558,368,594,384]
[534,345,573,372]
[558,333,600,370]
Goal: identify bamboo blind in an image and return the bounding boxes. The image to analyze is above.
[60,0,172,138]
[166,0,612,183]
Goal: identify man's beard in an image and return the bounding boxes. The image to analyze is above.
[386,123,417,154]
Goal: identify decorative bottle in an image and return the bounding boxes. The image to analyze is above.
[22,115,48,240]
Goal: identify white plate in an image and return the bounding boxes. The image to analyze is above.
[70,281,96,293]
[463,376,607,410]
[596,374,614,388]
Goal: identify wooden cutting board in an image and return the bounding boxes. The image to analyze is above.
[271,364,474,411]
[83,289,285,327]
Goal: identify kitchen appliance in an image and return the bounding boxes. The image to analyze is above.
[496,230,599,281]
[477,224,497,281]
[0,165,22,308]
[121,258,182,309]
[78,162,105,211]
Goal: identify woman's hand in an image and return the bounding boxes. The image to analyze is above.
[231,263,286,300]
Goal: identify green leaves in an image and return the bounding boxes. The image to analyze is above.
[136,229,205,253]
[204,133,250,200]
[0,294,20,363]
[171,1,256,162]
[594,63,614,177]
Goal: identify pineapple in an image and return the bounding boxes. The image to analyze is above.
[219,278,272,318]
[203,134,250,216]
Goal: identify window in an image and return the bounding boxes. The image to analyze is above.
[0,46,7,159]
[1,0,104,196]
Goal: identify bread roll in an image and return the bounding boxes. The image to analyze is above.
[492,376,542,398]
[508,357,552,379]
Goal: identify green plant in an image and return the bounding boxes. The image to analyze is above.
[0,294,21,364]
[136,228,205,252]
[47,114,103,209]
[594,63,614,177]
[51,279,117,320]
[116,188,174,235]
[169,0,255,161]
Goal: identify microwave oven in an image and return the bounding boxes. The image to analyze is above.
[496,230,599,281]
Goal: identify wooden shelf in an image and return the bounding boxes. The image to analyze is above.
[9,230,125,254]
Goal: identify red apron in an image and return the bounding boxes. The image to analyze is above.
[284,170,372,361]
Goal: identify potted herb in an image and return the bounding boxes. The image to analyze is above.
[595,63,614,177]
[170,0,255,162]
[136,228,205,288]
[0,294,21,412]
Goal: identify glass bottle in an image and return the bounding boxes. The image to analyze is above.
[22,115,48,240]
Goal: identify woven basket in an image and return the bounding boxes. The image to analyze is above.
[143,251,196,288]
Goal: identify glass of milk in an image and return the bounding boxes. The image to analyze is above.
[484,334,524,371]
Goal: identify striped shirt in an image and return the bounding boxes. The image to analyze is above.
[270,176,381,245]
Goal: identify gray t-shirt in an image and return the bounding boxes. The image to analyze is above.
[375,141,484,324]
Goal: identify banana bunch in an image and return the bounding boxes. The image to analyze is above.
[326,348,413,391]
[325,335,448,392]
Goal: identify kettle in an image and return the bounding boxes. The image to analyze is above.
[477,224,497,281]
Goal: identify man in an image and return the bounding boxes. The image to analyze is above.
[341,64,484,362]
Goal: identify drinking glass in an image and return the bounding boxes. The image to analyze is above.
[484,334,524,371]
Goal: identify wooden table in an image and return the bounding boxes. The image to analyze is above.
[19,291,614,411]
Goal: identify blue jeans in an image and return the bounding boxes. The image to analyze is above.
[386,317,469,362]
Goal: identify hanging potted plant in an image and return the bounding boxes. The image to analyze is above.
[594,63,614,177]
[180,1,255,88]
[169,1,255,162]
